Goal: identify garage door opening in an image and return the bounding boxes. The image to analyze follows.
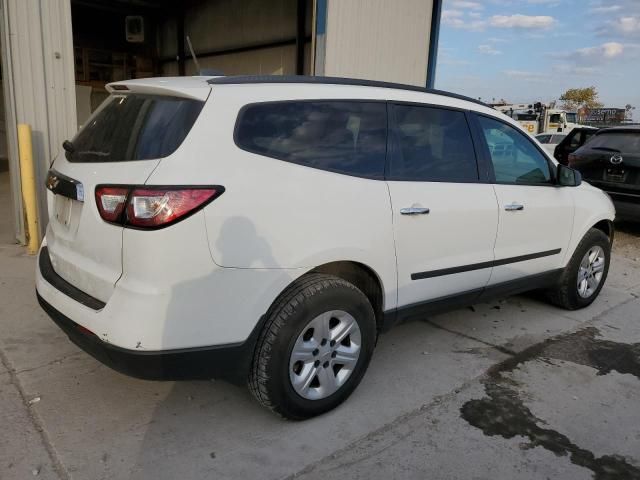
[71,0,313,123]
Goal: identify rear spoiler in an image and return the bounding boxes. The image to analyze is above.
[106,78,212,101]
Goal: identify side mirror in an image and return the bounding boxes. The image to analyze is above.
[557,164,582,187]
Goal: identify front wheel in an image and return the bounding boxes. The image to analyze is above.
[546,228,611,310]
[248,274,377,419]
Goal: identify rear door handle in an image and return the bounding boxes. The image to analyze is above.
[504,203,524,211]
[400,207,430,215]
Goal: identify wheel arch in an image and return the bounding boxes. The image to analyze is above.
[307,261,386,332]
[591,219,614,244]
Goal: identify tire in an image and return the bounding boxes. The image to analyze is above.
[248,273,377,420]
[546,228,611,310]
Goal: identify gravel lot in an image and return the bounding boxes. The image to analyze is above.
[1,214,639,480]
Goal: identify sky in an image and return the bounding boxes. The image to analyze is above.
[435,0,640,118]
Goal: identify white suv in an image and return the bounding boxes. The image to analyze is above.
[36,75,615,419]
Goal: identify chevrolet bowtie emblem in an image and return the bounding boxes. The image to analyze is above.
[47,174,60,190]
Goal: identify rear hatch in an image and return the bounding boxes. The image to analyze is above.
[572,130,640,196]
[45,78,210,303]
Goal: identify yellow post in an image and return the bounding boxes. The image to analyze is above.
[17,124,40,254]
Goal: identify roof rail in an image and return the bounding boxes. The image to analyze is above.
[208,75,488,107]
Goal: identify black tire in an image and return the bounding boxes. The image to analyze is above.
[248,273,377,420]
[546,228,611,310]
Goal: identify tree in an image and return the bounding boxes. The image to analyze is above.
[559,86,604,111]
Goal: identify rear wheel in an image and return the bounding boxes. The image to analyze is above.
[248,274,376,419]
[546,228,611,310]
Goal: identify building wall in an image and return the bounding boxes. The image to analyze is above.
[1,0,76,240]
[0,82,7,168]
[321,0,434,87]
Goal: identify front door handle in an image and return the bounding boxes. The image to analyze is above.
[400,207,430,215]
[504,203,524,211]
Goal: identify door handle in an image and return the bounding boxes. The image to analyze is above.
[504,203,524,211]
[400,207,430,215]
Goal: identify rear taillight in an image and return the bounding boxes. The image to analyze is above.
[95,186,223,229]
[96,186,129,223]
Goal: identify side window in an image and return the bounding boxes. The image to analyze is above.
[388,104,478,182]
[569,132,582,149]
[478,115,552,185]
[582,131,597,145]
[235,101,387,179]
[537,134,551,144]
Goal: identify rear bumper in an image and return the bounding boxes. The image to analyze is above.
[37,290,259,384]
[36,236,299,351]
[36,237,300,381]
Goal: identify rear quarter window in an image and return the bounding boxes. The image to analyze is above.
[67,94,204,162]
[234,101,387,179]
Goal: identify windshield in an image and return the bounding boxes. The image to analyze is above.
[67,94,204,162]
[549,113,562,124]
[587,132,640,153]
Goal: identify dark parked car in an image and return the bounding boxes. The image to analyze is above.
[569,126,640,220]
[554,127,599,165]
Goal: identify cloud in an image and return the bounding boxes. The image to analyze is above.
[526,0,560,5]
[442,9,486,31]
[490,14,557,29]
[548,42,636,73]
[590,42,624,58]
[592,1,640,39]
[552,65,602,76]
[478,44,502,55]
[615,16,640,35]
[449,0,484,9]
[503,70,550,83]
[589,5,622,14]
[554,42,625,63]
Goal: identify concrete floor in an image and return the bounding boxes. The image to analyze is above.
[1,174,639,479]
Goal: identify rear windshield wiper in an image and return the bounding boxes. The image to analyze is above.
[62,140,75,153]
[591,146,621,152]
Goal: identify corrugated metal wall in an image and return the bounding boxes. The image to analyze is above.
[321,0,433,87]
[1,0,76,240]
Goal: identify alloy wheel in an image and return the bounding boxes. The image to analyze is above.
[289,310,362,400]
[577,246,606,299]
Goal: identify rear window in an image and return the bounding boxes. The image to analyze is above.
[587,132,640,153]
[67,94,204,162]
[234,101,387,179]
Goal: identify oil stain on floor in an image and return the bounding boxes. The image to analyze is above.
[461,327,640,480]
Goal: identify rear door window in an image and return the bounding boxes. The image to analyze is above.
[235,101,387,179]
[388,104,478,182]
[67,94,204,162]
